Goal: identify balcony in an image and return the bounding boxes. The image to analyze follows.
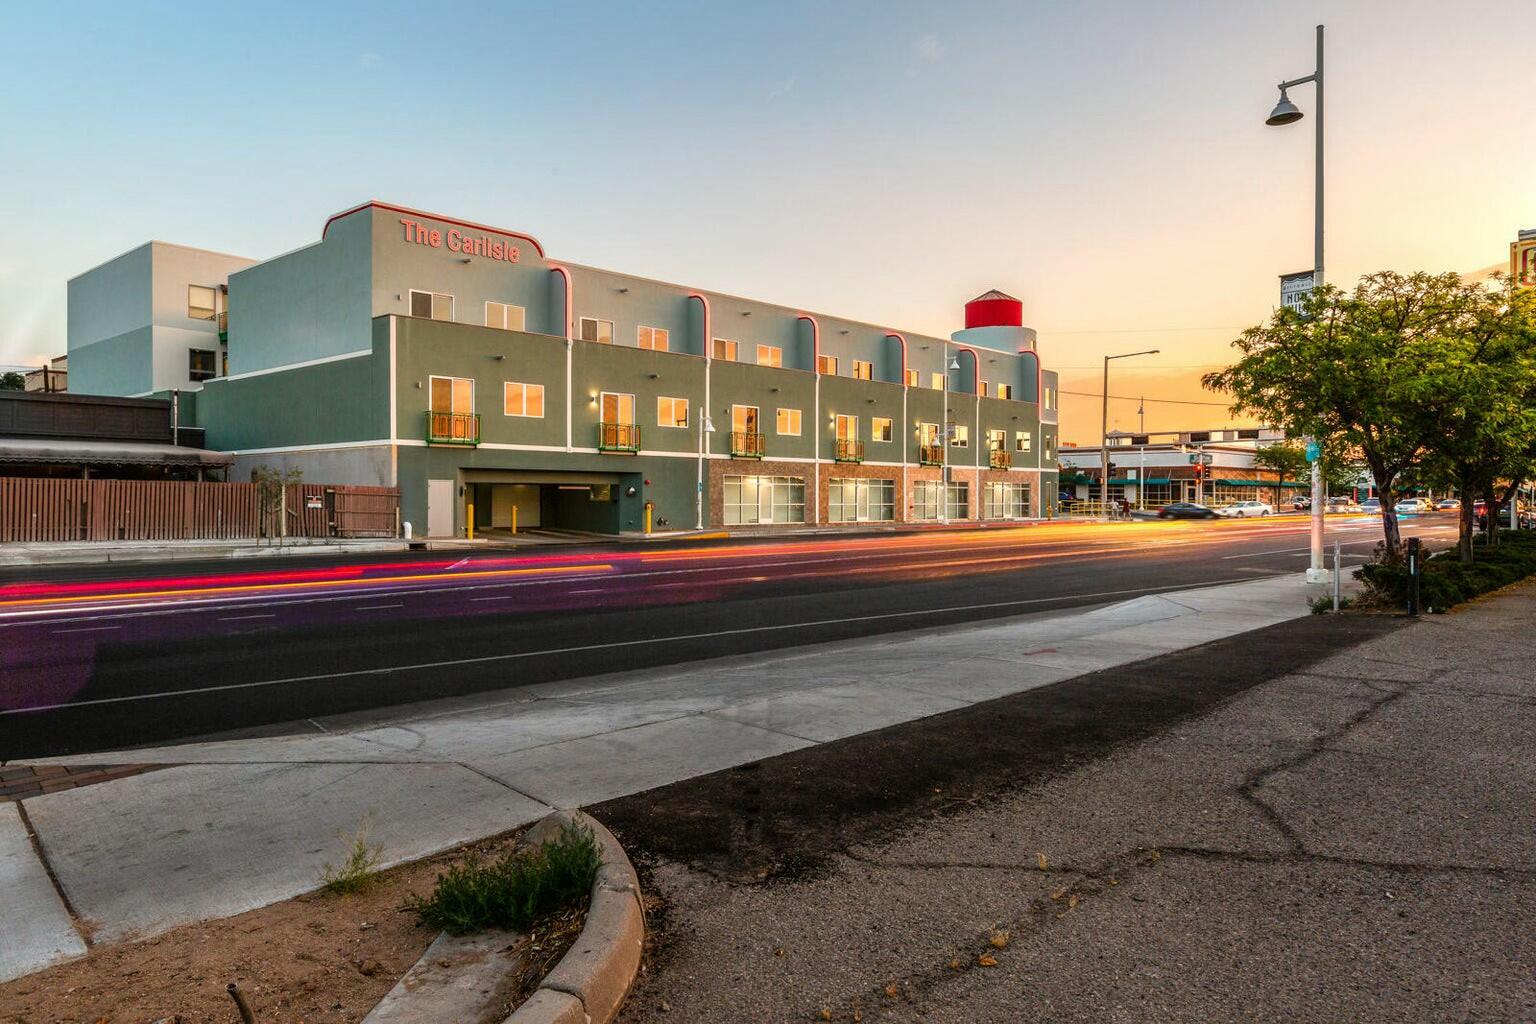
[426,411,480,446]
[730,431,766,459]
[598,422,641,453]
[216,310,228,343]
[990,448,1012,469]
[834,439,864,463]
[919,444,943,466]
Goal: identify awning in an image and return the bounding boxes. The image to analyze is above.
[0,437,234,468]
[1213,478,1263,487]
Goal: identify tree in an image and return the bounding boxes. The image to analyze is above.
[0,372,25,391]
[1252,441,1307,508]
[252,464,304,545]
[1204,272,1488,559]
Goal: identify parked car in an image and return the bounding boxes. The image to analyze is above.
[1360,498,1383,514]
[1291,496,1312,511]
[1156,502,1220,520]
[1395,498,1428,515]
[1434,498,1460,511]
[1216,500,1275,518]
[1326,496,1364,513]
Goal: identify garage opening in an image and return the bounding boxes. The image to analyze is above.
[464,470,634,536]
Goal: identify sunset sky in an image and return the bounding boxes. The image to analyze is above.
[2,1,1530,444]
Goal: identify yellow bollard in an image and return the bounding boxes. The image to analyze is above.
[644,500,654,535]
[512,504,518,535]
[466,501,474,540]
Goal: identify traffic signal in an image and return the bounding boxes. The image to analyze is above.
[1193,463,1206,480]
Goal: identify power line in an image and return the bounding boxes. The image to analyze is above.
[1060,389,1232,407]
[1037,326,1246,335]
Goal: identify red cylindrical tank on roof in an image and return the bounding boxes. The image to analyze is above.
[964,289,1023,329]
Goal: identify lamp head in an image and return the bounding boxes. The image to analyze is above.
[1266,89,1303,126]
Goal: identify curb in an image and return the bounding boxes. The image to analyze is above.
[506,810,644,1024]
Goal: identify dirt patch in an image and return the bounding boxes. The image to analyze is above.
[0,827,536,1024]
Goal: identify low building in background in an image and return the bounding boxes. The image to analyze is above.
[0,390,230,480]
[1058,427,1304,508]
[22,356,67,393]
[65,201,1062,536]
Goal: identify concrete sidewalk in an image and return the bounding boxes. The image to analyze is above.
[1,571,1332,982]
[0,537,411,567]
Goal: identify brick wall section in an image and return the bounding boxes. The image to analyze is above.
[707,458,813,528]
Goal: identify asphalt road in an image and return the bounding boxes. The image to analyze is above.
[0,514,1456,759]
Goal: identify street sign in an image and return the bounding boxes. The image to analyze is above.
[1281,271,1315,314]
[1187,452,1213,465]
[1305,441,1321,463]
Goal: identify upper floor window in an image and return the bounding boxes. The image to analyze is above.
[430,375,474,414]
[776,407,802,435]
[504,381,545,417]
[1188,431,1211,443]
[851,360,873,381]
[188,348,217,381]
[919,422,940,446]
[906,369,920,387]
[657,396,689,428]
[931,372,945,391]
[835,414,858,442]
[872,417,893,442]
[1015,431,1032,452]
[757,344,782,368]
[997,384,1012,400]
[987,428,1006,451]
[580,317,614,344]
[979,380,989,397]
[952,424,969,448]
[188,285,217,321]
[601,391,635,425]
[1043,434,1055,459]
[638,326,669,352]
[817,355,838,376]
[485,301,526,331]
[410,290,453,321]
[712,338,738,361]
[1042,385,1055,410]
[1238,428,1261,439]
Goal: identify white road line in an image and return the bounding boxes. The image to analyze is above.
[446,557,472,570]
[219,614,276,622]
[0,577,1277,715]
[353,603,403,611]
[51,625,121,635]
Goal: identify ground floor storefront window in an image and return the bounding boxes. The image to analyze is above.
[983,481,1032,519]
[912,480,972,520]
[723,475,805,525]
[1139,482,1175,506]
[829,477,894,523]
[1207,485,1260,506]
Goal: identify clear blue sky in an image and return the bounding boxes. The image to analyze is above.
[3,1,1530,439]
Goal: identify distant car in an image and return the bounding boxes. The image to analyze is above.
[1156,502,1219,520]
[1434,498,1460,511]
[1327,496,1364,514]
[1360,498,1382,514]
[1291,496,1312,511]
[1216,500,1275,518]
[1395,498,1427,515]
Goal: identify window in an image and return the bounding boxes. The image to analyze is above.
[503,381,545,418]
[731,404,760,434]
[776,408,802,435]
[1015,431,1032,453]
[979,380,989,397]
[712,338,738,361]
[188,285,217,321]
[431,376,475,414]
[600,391,635,425]
[188,348,217,381]
[579,317,614,344]
[817,354,838,375]
[913,481,967,521]
[851,360,873,380]
[872,417,893,442]
[987,428,1006,451]
[638,326,669,351]
[906,369,920,387]
[997,384,1013,400]
[1043,386,1055,410]
[1188,431,1211,443]
[835,414,858,442]
[931,372,945,391]
[410,290,453,321]
[757,344,782,367]
[485,301,526,331]
[983,482,1032,520]
[724,476,805,525]
[919,422,940,446]
[1238,428,1261,440]
[946,481,970,520]
[828,478,895,523]
[657,396,689,428]
[1043,434,1055,459]
[951,424,969,448]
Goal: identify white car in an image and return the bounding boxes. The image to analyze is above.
[1394,498,1427,514]
[1216,500,1274,518]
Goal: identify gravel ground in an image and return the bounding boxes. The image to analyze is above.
[600,586,1536,1023]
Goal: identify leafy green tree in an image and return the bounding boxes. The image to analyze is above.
[0,372,25,391]
[1252,441,1308,507]
[1204,272,1488,558]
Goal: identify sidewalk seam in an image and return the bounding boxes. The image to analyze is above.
[455,762,556,812]
[13,799,90,947]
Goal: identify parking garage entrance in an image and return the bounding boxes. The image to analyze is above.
[463,470,636,536]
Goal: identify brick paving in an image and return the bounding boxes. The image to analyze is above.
[0,764,168,802]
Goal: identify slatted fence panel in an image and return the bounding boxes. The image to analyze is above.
[331,485,400,537]
[1,479,87,542]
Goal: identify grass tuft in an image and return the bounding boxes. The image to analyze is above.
[321,815,384,895]
[1309,594,1352,614]
[405,822,601,935]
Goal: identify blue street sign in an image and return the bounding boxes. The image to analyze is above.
[1305,441,1321,463]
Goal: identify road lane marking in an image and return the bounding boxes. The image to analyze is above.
[219,614,276,622]
[51,625,121,635]
[0,576,1297,715]
[354,603,404,611]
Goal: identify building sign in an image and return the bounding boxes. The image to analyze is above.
[1512,230,1536,290]
[399,218,521,263]
[1280,270,1315,313]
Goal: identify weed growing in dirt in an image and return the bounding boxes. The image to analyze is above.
[321,816,384,895]
[406,822,600,934]
[1309,594,1353,614]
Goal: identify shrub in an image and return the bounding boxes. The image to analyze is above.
[321,816,384,895]
[1309,594,1352,614]
[406,822,601,934]
[1356,532,1536,612]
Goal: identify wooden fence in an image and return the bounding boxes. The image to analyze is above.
[0,479,399,543]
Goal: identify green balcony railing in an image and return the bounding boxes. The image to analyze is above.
[990,448,1012,469]
[426,411,480,445]
[730,431,766,458]
[598,422,641,453]
[919,444,943,466]
[834,439,864,463]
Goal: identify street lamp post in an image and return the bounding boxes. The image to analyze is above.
[695,415,715,529]
[1101,350,1159,520]
[1267,23,1329,584]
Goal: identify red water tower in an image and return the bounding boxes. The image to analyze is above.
[964,289,1023,329]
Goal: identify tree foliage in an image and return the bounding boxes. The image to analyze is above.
[0,372,25,391]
